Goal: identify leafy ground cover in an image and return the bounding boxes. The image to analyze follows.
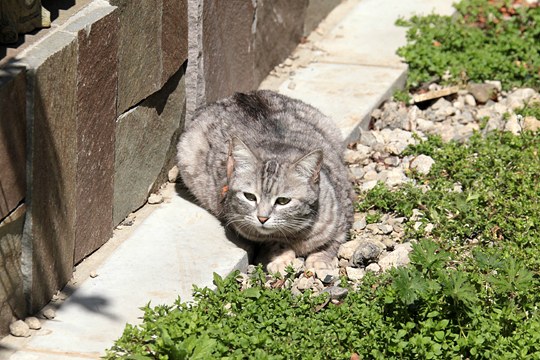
[396,0,540,91]
[106,125,540,359]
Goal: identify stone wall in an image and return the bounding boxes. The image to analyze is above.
[0,0,340,336]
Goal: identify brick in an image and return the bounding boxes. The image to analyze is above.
[65,4,119,263]
[24,31,78,312]
[0,65,26,220]
[114,68,186,226]
[0,204,26,337]
[162,0,188,85]
[110,0,162,114]
[254,0,308,84]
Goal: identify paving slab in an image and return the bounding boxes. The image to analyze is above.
[275,63,407,142]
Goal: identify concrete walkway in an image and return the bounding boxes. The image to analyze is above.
[1,0,455,358]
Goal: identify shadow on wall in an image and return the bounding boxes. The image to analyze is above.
[0,60,26,222]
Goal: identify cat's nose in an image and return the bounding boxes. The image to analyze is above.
[257,216,269,224]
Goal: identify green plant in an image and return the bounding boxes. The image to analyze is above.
[396,0,540,91]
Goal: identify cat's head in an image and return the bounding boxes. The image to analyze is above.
[224,138,322,240]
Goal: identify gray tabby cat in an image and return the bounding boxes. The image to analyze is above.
[177,90,354,274]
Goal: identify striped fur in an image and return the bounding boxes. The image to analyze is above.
[177,90,354,272]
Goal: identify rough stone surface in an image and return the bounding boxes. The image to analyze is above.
[24,31,78,312]
[68,5,118,263]
[202,0,256,103]
[114,69,186,226]
[0,65,26,220]
[0,205,26,337]
[110,0,162,114]
[162,0,188,85]
[254,0,308,84]
[303,0,340,35]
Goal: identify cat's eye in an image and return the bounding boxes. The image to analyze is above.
[275,197,291,205]
[243,192,257,202]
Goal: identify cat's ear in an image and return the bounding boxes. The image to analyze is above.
[294,149,323,183]
[228,137,257,178]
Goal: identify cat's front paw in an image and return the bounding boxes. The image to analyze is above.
[305,252,338,271]
[266,249,296,276]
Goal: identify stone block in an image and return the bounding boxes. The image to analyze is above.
[0,204,26,337]
[162,0,188,85]
[114,68,186,226]
[65,4,119,263]
[201,0,256,103]
[109,0,162,114]
[0,65,26,220]
[254,0,308,84]
[24,31,78,312]
[303,0,341,36]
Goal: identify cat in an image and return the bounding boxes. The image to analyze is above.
[177,90,354,274]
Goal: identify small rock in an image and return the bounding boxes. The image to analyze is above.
[24,317,41,330]
[167,166,179,183]
[363,169,378,181]
[349,166,366,179]
[10,320,30,337]
[352,216,367,231]
[378,224,394,235]
[316,268,339,284]
[485,80,502,92]
[351,240,384,267]
[358,131,383,147]
[507,88,537,109]
[344,149,369,165]
[338,258,350,268]
[365,263,381,273]
[89,271,98,278]
[338,240,361,260]
[384,156,401,167]
[416,118,434,132]
[431,97,452,111]
[523,116,540,132]
[120,213,136,226]
[385,168,407,187]
[296,276,314,291]
[464,94,477,106]
[361,180,378,192]
[148,193,163,204]
[323,286,349,301]
[246,264,257,274]
[467,82,497,104]
[378,243,413,271]
[42,308,56,319]
[287,81,296,90]
[410,155,435,175]
[504,115,522,135]
[346,266,365,281]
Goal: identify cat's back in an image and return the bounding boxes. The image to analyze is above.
[177,90,349,212]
